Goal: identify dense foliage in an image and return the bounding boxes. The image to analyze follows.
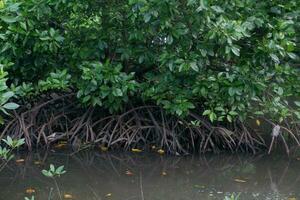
[0,0,299,124]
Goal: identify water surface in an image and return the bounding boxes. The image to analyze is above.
[0,150,300,200]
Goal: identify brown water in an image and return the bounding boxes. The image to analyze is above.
[0,150,300,200]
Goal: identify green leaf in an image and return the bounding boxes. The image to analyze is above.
[143,13,151,23]
[3,102,19,110]
[0,16,19,23]
[56,165,65,174]
[50,164,55,172]
[190,62,198,72]
[2,91,14,100]
[295,101,300,107]
[209,112,217,122]
[227,115,232,122]
[203,110,211,115]
[231,46,240,56]
[270,53,279,63]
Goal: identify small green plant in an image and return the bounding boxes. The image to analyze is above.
[0,136,25,172]
[2,136,25,149]
[42,164,66,200]
[42,164,66,178]
[0,146,12,160]
[24,196,35,200]
[224,193,241,200]
[0,136,25,161]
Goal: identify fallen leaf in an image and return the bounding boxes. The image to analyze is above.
[157,149,165,155]
[288,198,296,200]
[234,178,247,183]
[54,143,66,148]
[131,148,142,153]
[25,188,35,194]
[100,145,108,152]
[34,161,42,165]
[64,194,73,199]
[161,171,167,176]
[194,185,205,189]
[125,170,133,176]
[105,193,112,197]
[151,145,156,149]
[16,159,25,163]
[296,157,300,161]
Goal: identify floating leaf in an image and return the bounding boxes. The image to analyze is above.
[161,171,167,176]
[100,145,108,152]
[34,161,42,165]
[64,194,73,199]
[157,149,165,155]
[234,178,247,183]
[54,143,66,148]
[105,193,112,197]
[131,148,142,153]
[25,188,36,194]
[125,170,133,176]
[15,159,25,163]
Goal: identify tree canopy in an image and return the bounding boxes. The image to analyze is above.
[0,0,299,124]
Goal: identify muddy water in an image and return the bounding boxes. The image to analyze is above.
[0,151,300,200]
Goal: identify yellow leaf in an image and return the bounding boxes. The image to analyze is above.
[54,143,66,148]
[131,148,142,153]
[161,171,167,176]
[157,149,165,155]
[59,141,68,144]
[25,188,35,194]
[100,145,108,152]
[0,1,4,9]
[64,194,73,199]
[256,119,261,126]
[288,197,296,200]
[34,161,42,165]
[234,178,247,183]
[16,159,25,163]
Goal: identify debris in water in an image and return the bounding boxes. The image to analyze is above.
[157,149,165,154]
[131,148,142,153]
[16,159,25,163]
[63,194,73,199]
[100,145,108,152]
[126,170,134,176]
[34,161,42,165]
[25,188,35,194]
[234,178,247,183]
[54,143,66,148]
[105,193,112,197]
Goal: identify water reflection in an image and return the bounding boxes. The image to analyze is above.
[0,151,299,200]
